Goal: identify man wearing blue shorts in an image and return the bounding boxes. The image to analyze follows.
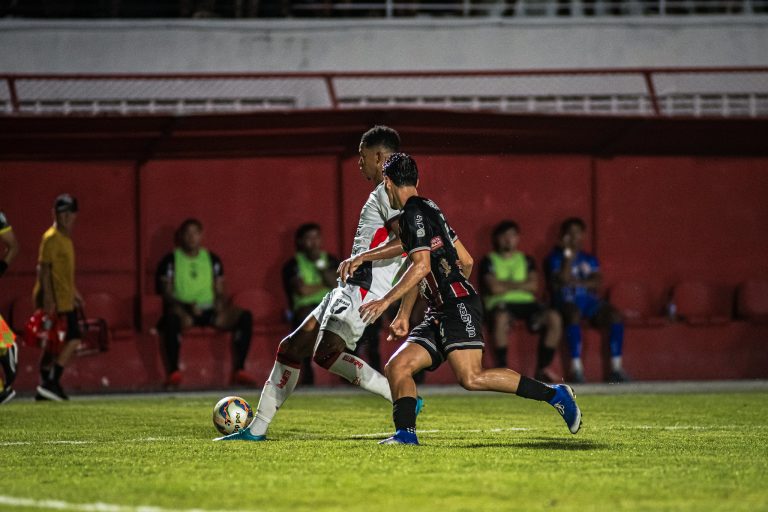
[546,217,628,383]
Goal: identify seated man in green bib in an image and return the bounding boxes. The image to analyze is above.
[156,218,256,387]
[281,223,339,385]
[479,220,562,382]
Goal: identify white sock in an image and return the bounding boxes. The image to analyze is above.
[611,356,623,372]
[328,353,392,402]
[248,361,300,436]
[571,358,584,374]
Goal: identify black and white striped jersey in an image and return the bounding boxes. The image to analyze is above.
[399,196,477,310]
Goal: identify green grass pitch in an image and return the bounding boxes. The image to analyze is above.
[1,390,767,512]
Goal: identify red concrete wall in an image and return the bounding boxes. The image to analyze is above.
[0,161,137,323]
[595,156,768,313]
[139,157,343,300]
[2,153,768,391]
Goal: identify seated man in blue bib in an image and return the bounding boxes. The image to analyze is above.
[545,217,629,384]
[156,218,256,387]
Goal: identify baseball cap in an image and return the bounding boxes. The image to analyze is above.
[54,194,78,213]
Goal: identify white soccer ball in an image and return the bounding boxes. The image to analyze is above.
[212,396,254,435]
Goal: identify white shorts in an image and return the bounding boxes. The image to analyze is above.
[310,284,380,351]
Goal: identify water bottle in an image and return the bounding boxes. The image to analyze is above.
[666,300,677,321]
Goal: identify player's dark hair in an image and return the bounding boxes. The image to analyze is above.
[383,153,418,187]
[560,217,586,236]
[360,125,401,152]
[492,220,519,250]
[295,222,321,248]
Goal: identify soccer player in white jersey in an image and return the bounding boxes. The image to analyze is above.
[216,126,418,442]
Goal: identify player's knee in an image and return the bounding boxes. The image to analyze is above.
[384,356,410,381]
[545,310,562,330]
[457,372,483,391]
[312,349,340,370]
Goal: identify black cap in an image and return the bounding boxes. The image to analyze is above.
[54,194,78,213]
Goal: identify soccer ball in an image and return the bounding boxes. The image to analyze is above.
[212,396,254,435]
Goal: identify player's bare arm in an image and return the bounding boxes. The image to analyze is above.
[337,236,404,283]
[388,285,419,341]
[359,249,430,324]
[37,262,56,313]
[454,239,474,279]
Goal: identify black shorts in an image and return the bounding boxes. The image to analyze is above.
[407,295,485,372]
[488,302,546,333]
[192,308,217,327]
[60,310,82,341]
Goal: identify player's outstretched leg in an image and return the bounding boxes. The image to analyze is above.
[215,316,318,442]
[447,349,582,435]
[314,332,393,402]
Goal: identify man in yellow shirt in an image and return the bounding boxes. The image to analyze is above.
[1,210,20,404]
[33,194,83,401]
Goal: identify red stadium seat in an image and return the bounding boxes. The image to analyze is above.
[737,279,768,324]
[233,288,288,333]
[83,292,134,339]
[672,281,732,326]
[609,282,665,327]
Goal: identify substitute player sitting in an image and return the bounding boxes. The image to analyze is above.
[358,154,582,445]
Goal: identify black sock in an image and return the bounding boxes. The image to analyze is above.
[393,397,417,433]
[231,311,253,371]
[516,376,556,402]
[537,342,556,370]
[494,347,508,367]
[159,314,182,373]
[53,364,64,384]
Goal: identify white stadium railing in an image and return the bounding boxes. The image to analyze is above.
[2,68,767,118]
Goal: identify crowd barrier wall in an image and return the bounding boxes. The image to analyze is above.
[2,152,767,391]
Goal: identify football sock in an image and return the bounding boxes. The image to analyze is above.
[609,323,624,357]
[159,314,182,373]
[248,358,301,436]
[611,356,623,372]
[393,397,418,433]
[515,376,556,402]
[327,352,393,402]
[537,342,556,370]
[52,364,64,384]
[571,357,584,374]
[494,347,507,367]
[565,324,582,358]
[231,310,253,371]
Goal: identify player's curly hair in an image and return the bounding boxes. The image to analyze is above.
[360,125,401,152]
[382,153,418,187]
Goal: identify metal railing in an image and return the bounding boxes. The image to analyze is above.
[3,0,767,18]
[2,67,767,118]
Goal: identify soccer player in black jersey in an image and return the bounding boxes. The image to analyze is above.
[358,154,582,445]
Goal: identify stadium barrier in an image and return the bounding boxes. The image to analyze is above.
[2,67,767,118]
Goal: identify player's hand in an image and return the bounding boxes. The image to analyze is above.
[359,298,389,325]
[337,256,362,284]
[387,316,409,342]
